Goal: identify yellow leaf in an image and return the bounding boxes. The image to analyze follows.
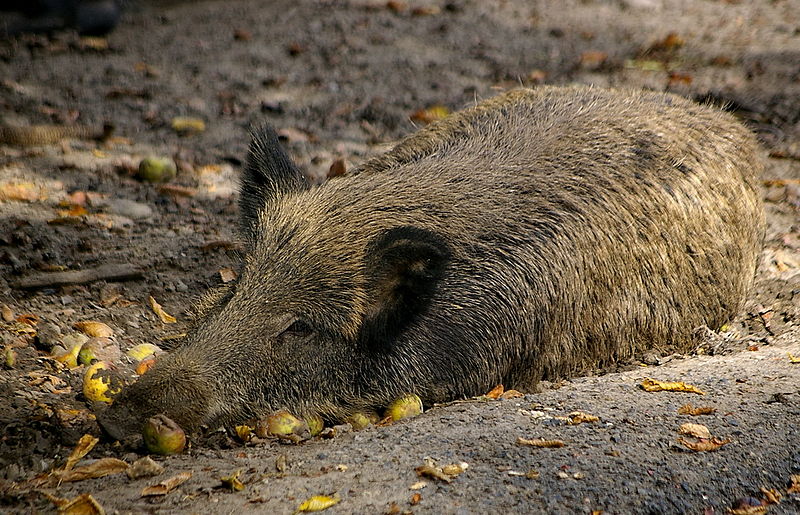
[149,296,177,323]
[220,470,245,491]
[640,378,705,394]
[171,117,205,134]
[296,494,341,512]
[678,423,712,439]
[567,411,599,425]
[59,493,105,515]
[788,353,800,364]
[677,403,716,416]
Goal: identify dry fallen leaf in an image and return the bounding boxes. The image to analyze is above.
[58,493,105,515]
[149,296,177,323]
[788,474,800,494]
[500,389,524,399]
[415,465,454,483]
[567,411,599,425]
[640,378,705,394]
[678,437,731,452]
[0,181,45,202]
[296,494,341,512]
[65,434,99,471]
[410,492,422,505]
[219,268,237,283]
[678,403,716,416]
[73,321,114,338]
[517,437,566,448]
[759,487,781,505]
[485,384,505,399]
[219,470,245,492]
[788,353,800,364]
[126,456,164,479]
[171,117,205,134]
[410,105,450,125]
[141,471,192,497]
[55,458,129,482]
[678,423,712,439]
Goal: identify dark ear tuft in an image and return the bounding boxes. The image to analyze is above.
[360,226,451,350]
[239,124,308,239]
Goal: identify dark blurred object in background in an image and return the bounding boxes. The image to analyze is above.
[0,0,121,37]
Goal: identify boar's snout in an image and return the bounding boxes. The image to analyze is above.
[97,354,220,441]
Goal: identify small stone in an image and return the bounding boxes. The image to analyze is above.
[106,199,153,220]
[35,322,62,351]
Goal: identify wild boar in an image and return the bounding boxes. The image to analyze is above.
[99,85,764,439]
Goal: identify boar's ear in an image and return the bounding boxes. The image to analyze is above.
[360,226,451,349]
[239,124,309,239]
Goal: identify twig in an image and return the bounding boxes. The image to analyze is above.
[10,263,143,290]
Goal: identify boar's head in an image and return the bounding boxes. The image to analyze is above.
[98,125,454,440]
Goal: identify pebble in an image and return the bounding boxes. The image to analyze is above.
[106,198,154,220]
[35,321,62,351]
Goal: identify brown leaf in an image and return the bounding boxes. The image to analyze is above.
[148,296,177,323]
[410,492,422,505]
[126,456,164,479]
[579,50,608,68]
[678,437,731,452]
[677,403,716,416]
[667,72,692,86]
[0,181,45,202]
[759,487,781,505]
[219,268,237,283]
[788,474,800,494]
[59,493,105,515]
[640,378,705,394]
[141,471,192,497]
[678,423,712,439]
[517,437,566,448]
[73,321,114,338]
[65,434,99,471]
[500,389,524,400]
[567,411,599,425]
[327,158,347,179]
[415,465,453,483]
[56,458,129,482]
[411,6,440,15]
[484,384,504,399]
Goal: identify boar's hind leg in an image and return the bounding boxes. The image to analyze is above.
[239,124,309,240]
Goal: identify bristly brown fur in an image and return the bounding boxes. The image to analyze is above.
[99,85,764,439]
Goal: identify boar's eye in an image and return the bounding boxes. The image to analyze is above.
[279,319,314,340]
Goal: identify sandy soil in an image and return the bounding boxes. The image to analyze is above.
[0,0,799,513]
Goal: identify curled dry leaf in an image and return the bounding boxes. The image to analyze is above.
[678,437,731,452]
[640,378,705,394]
[517,437,566,448]
[1,304,13,322]
[141,471,193,497]
[485,384,504,399]
[415,465,454,483]
[219,469,245,492]
[410,105,450,125]
[296,494,341,512]
[567,411,599,425]
[149,296,177,323]
[788,474,800,494]
[55,458,129,482]
[500,389,524,400]
[678,403,716,416]
[678,423,712,439]
[65,434,99,471]
[759,487,781,505]
[55,493,105,515]
[410,492,422,505]
[171,117,205,134]
[788,353,800,364]
[126,456,164,479]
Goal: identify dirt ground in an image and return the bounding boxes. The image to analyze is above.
[0,0,799,513]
